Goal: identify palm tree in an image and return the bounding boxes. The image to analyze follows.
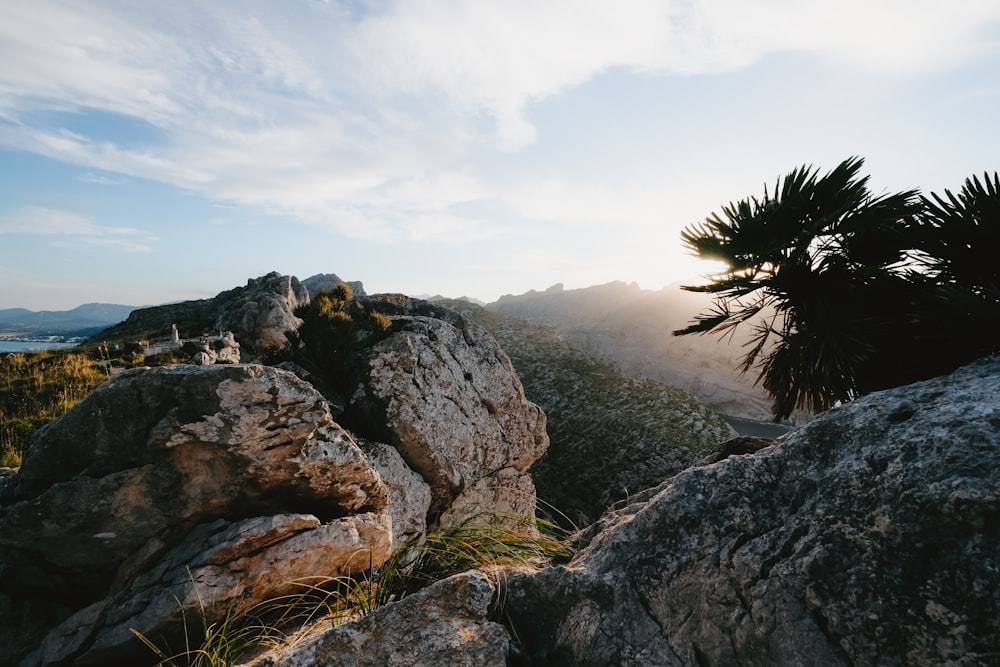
[674,157,925,420]
[906,171,1000,377]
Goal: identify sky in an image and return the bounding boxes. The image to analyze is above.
[1,1,999,311]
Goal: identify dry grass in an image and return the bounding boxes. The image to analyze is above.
[132,513,573,666]
[0,349,107,467]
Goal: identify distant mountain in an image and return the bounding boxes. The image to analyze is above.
[0,303,137,337]
[486,281,783,423]
[417,294,486,306]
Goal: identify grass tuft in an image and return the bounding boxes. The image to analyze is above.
[131,584,283,667]
[132,512,572,666]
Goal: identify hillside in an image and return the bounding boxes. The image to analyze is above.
[437,299,735,524]
[487,281,782,422]
[88,272,365,348]
[2,272,739,524]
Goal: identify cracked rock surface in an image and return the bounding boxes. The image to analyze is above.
[347,296,548,518]
[0,364,390,666]
[239,570,508,667]
[504,355,1000,666]
[0,296,552,667]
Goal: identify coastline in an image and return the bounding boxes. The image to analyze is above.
[0,337,80,353]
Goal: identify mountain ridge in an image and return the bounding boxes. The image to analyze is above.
[0,303,139,338]
[485,280,781,422]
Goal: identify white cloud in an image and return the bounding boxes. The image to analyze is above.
[1,206,102,235]
[355,0,1000,149]
[0,126,212,187]
[399,212,500,244]
[0,0,998,245]
[76,172,128,186]
[0,3,183,122]
[0,206,156,252]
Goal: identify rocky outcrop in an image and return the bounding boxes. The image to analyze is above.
[301,272,367,299]
[91,272,310,353]
[503,355,1000,665]
[238,571,508,667]
[0,364,390,666]
[1,294,551,666]
[216,272,309,350]
[185,329,241,364]
[345,296,549,520]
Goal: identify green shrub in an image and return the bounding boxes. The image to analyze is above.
[293,283,392,392]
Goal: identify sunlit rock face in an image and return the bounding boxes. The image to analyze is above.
[344,294,549,519]
[216,271,310,350]
[0,364,390,666]
[0,294,552,667]
[504,355,1000,666]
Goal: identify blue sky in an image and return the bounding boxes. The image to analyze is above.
[1,1,999,310]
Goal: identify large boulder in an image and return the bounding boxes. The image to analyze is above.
[345,296,549,519]
[216,272,309,350]
[37,512,392,667]
[0,364,390,666]
[503,355,1000,665]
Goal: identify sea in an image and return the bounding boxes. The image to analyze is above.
[0,340,79,353]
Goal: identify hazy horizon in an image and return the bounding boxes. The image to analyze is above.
[0,273,703,313]
[2,2,999,310]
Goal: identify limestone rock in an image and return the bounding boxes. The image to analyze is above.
[93,271,309,353]
[301,272,367,299]
[183,331,241,365]
[364,439,433,546]
[83,512,392,666]
[34,513,393,667]
[215,330,242,363]
[440,467,538,529]
[347,297,548,515]
[216,272,309,350]
[504,355,1000,666]
[239,570,508,667]
[0,364,388,666]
